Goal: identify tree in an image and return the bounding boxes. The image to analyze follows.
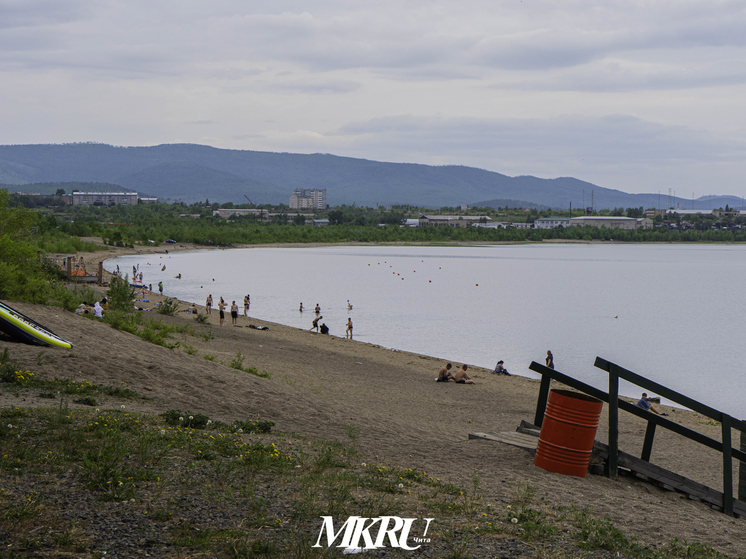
[106,275,137,312]
[55,188,66,196]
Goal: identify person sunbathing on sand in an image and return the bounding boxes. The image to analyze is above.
[437,363,454,382]
[454,365,475,384]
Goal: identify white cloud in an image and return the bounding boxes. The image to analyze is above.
[2,0,746,196]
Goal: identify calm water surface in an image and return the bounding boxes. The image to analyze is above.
[106,244,746,418]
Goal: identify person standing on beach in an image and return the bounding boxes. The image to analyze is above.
[454,365,475,384]
[311,315,322,332]
[218,298,226,326]
[231,300,239,325]
[346,318,353,339]
[243,295,250,317]
[546,351,554,370]
[158,281,164,296]
[437,363,454,382]
[206,294,213,315]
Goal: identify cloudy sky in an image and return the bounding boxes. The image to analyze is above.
[2,0,746,196]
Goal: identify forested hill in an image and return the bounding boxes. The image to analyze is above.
[0,143,733,209]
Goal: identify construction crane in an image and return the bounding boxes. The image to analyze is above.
[244,195,265,221]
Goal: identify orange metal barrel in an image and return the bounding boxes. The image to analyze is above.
[534,389,603,478]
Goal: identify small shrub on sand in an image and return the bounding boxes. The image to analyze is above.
[157,298,179,315]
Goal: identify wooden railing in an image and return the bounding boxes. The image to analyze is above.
[528,357,746,516]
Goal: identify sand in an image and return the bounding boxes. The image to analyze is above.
[2,239,745,556]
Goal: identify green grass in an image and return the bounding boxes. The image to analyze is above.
[0,406,736,558]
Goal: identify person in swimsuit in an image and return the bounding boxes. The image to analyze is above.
[299,302,304,312]
[206,294,213,315]
[453,365,475,384]
[243,295,250,317]
[437,363,454,382]
[346,318,353,339]
[231,300,239,325]
[218,298,226,326]
[315,304,321,314]
[310,315,322,332]
[347,300,353,310]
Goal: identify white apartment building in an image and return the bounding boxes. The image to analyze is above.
[534,216,571,229]
[61,192,138,206]
[289,188,327,210]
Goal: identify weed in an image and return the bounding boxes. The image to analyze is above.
[182,343,198,356]
[245,366,271,379]
[231,419,275,434]
[229,351,246,370]
[513,481,536,506]
[160,410,211,430]
[157,297,180,315]
[204,354,217,362]
[73,396,97,406]
[194,313,208,324]
[200,329,215,341]
[344,424,361,442]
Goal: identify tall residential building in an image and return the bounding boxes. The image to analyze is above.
[289,188,327,210]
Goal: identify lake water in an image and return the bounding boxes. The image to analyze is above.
[106,243,746,419]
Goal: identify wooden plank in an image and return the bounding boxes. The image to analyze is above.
[608,365,619,479]
[593,441,746,517]
[595,357,746,433]
[723,415,733,516]
[469,432,538,454]
[517,420,540,437]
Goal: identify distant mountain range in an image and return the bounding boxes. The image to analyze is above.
[0,143,743,210]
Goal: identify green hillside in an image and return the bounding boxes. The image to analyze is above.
[0,143,738,210]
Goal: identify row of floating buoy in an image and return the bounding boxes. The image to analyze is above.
[365,260,478,286]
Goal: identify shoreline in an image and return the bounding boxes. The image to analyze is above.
[78,238,727,410]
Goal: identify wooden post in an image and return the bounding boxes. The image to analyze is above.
[723,415,733,515]
[98,262,103,285]
[608,366,619,479]
[641,421,656,462]
[534,374,552,428]
[66,257,72,279]
[739,431,746,502]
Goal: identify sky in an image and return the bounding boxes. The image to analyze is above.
[2,0,746,197]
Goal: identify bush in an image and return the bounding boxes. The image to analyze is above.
[157,298,179,315]
[103,310,141,335]
[106,275,136,312]
[48,283,96,312]
[160,410,211,429]
[0,348,22,383]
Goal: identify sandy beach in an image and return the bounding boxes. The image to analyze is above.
[2,239,746,556]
